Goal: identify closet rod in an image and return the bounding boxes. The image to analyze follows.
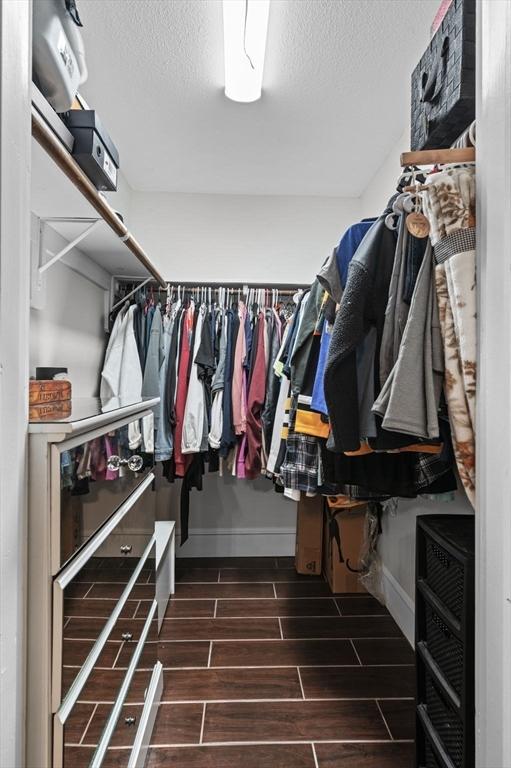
[400,146,475,167]
[31,108,166,288]
[145,280,308,293]
[110,278,152,313]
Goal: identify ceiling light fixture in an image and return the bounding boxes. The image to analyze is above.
[223,0,270,103]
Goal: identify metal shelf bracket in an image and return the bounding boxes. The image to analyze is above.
[39,217,103,275]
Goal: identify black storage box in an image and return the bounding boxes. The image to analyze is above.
[410,0,476,150]
[415,515,475,768]
[62,109,119,191]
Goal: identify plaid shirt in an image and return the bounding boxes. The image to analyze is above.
[414,452,453,490]
[280,395,320,494]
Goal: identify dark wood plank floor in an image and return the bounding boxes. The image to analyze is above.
[146,556,415,768]
[62,556,415,766]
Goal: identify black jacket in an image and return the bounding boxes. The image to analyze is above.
[324,207,398,452]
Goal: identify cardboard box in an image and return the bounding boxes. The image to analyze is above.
[323,506,367,594]
[295,495,323,576]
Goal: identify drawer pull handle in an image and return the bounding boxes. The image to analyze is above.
[121,632,133,641]
[107,454,144,472]
[120,544,133,554]
[124,716,137,726]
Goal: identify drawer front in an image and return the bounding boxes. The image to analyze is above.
[421,600,465,700]
[424,739,448,768]
[53,476,155,711]
[52,415,154,573]
[417,706,458,768]
[54,598,158,768]
[422,667,464,768]
[422,536,465,622]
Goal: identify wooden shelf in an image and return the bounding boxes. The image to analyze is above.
[400,146,475,167]
[31,106,166,286]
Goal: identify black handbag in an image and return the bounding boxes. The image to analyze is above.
[410,0,476,150]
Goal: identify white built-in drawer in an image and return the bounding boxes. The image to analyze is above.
[51,415,155,575]
[54,600,160,768]
[52,474,155,713]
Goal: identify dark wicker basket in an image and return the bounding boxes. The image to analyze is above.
[411,0,476,150]
[415,515,475,768]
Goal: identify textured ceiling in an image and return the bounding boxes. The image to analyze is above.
[79,0,437,197]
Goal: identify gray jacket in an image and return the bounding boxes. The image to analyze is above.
[379,216,411,387]
[141,307,164,425]
[372,243,443,439]
[290,279,324,393]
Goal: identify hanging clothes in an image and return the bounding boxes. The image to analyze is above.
[232,301,248,437]
[317,218,377,302]
[100,303,128,402]
[181,305,206,454]
[372,242,444,440]
[219,307,239,458]
[195,308,216,450]
[174,303,195,476]
[119,305,144,450]
[155,312,174,462]
[379,214,411,387]
[245,312,267,478]
[261,310,284,456]
[324,207,399,453]
[422,167,477,506]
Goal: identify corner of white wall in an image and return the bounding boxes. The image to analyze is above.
[0,2,31,766]
[359,127,410,218]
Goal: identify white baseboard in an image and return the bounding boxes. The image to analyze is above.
[174,526,296,558]
[382,565,415,647]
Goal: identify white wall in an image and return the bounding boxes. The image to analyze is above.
[30,256,107,397]
[476,1,511,762]
[360,128,409,218]
[156,472,298,557]
[0,3,31,766]
[130,191,361,284]
[29,168,135,398]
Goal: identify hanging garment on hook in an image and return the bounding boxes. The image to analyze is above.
[211,310,228,393]
[289,280,323,393]
[219,307,239,458]
[245,312,267,478]
[155,312,176,462]
[119,305,144,450]
[182,305,207,454]
[372,242,443,441]
[232,301,248,436]
[141,306,164,420]
[324,206,400,452]
[261,308,284,457]
[195,306,216,449]
[379,215,411,388]
[174,303,195,477]
[100,303,129,402]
